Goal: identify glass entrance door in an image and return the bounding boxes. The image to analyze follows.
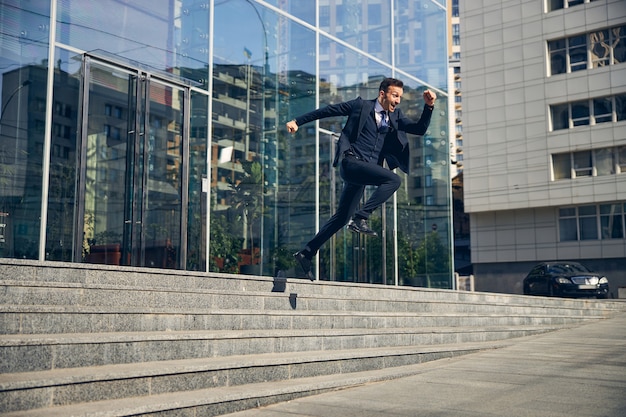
[78,57,186,269]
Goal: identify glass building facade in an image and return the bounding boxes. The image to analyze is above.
[0,0,452,287]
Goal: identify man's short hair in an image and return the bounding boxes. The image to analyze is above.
[379,78,404,93]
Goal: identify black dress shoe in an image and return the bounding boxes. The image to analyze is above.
[346,218,378,236]
[293,251,314,281]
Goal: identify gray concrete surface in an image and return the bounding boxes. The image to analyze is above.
[223,312,626,417]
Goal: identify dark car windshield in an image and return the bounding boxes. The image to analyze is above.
[547,264,590,274]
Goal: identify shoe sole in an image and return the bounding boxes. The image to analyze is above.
[346,225,378,237]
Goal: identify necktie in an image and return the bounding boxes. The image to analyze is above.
[380,111,388,128]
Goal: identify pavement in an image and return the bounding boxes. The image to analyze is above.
[223,312,626,417]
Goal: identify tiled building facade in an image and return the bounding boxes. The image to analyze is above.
[462,0,626,293]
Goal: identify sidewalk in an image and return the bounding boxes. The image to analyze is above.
[224,312,626,417]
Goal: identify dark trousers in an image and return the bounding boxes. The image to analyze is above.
[304,155,401,255]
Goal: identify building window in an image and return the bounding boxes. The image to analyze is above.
[368,4,381,26]
[550,94,626,130]
[552,153,571,179]
[368,31,382,53]
[552,146,626,180]
[559,203,626,241]
[452,24,460,46]
[593,97,613,123]
[591,26,626,67]
[595,148,615,176]
[548,25,624,75]
[559,207,578,241]
[618,146,626,172]
[573,151,592,177]
[571,100,590,127]
[617,95,626,121]
[578,205,598,240]
[547,0,598,12]
[600,204,624,239]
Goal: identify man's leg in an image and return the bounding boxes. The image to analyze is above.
[304,182,364,255]
[340,159,401,220]
[294,182,363,279]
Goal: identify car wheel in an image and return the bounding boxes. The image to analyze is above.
[597,293,608,299]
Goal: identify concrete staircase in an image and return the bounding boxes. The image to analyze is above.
[1,259,624,416]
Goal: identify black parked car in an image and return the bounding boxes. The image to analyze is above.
[523,262,609,299]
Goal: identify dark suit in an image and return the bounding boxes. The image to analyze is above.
[294,97,433,255]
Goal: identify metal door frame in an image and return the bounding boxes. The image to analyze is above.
[74,54,191,269]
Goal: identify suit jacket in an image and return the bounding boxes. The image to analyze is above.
[293,97,433,174]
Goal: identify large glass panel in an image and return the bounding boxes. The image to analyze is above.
[397,78,451,289]
[395,0,448,89]
[143,80,184,269]
[211,1,315,277]
[319,0,392,65]
[80,60,185,269]
[46,49,81,261]
[187,90,208,271]
[316,37,391,283]
[0,1,51,259]
[57,0,207,89]
[82,62,135,267]
[265,0,315,25]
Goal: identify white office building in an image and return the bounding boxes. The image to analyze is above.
[462,0,626,294]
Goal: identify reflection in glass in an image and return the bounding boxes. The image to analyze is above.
[187,91,208,271]
[600,204,624,239]
[82,62,134,267]
[46,50,81,261]
[395,0,448,89]
[552,153,572,180]
[319,0,392,64]
[1,0,453,287]
[79,60,185,269]
[0,1,51,259]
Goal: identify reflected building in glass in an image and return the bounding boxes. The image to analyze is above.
[0,0,452,288]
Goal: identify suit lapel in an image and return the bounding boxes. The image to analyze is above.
[357,99,376,134]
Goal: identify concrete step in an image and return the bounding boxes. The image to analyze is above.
[0,341,512,414]
[1,259,624,416]
[0,349,518,417]
[0,325,569,374]
[2,260,621,312]
[0,304,608,336]
[1,279,620,319]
